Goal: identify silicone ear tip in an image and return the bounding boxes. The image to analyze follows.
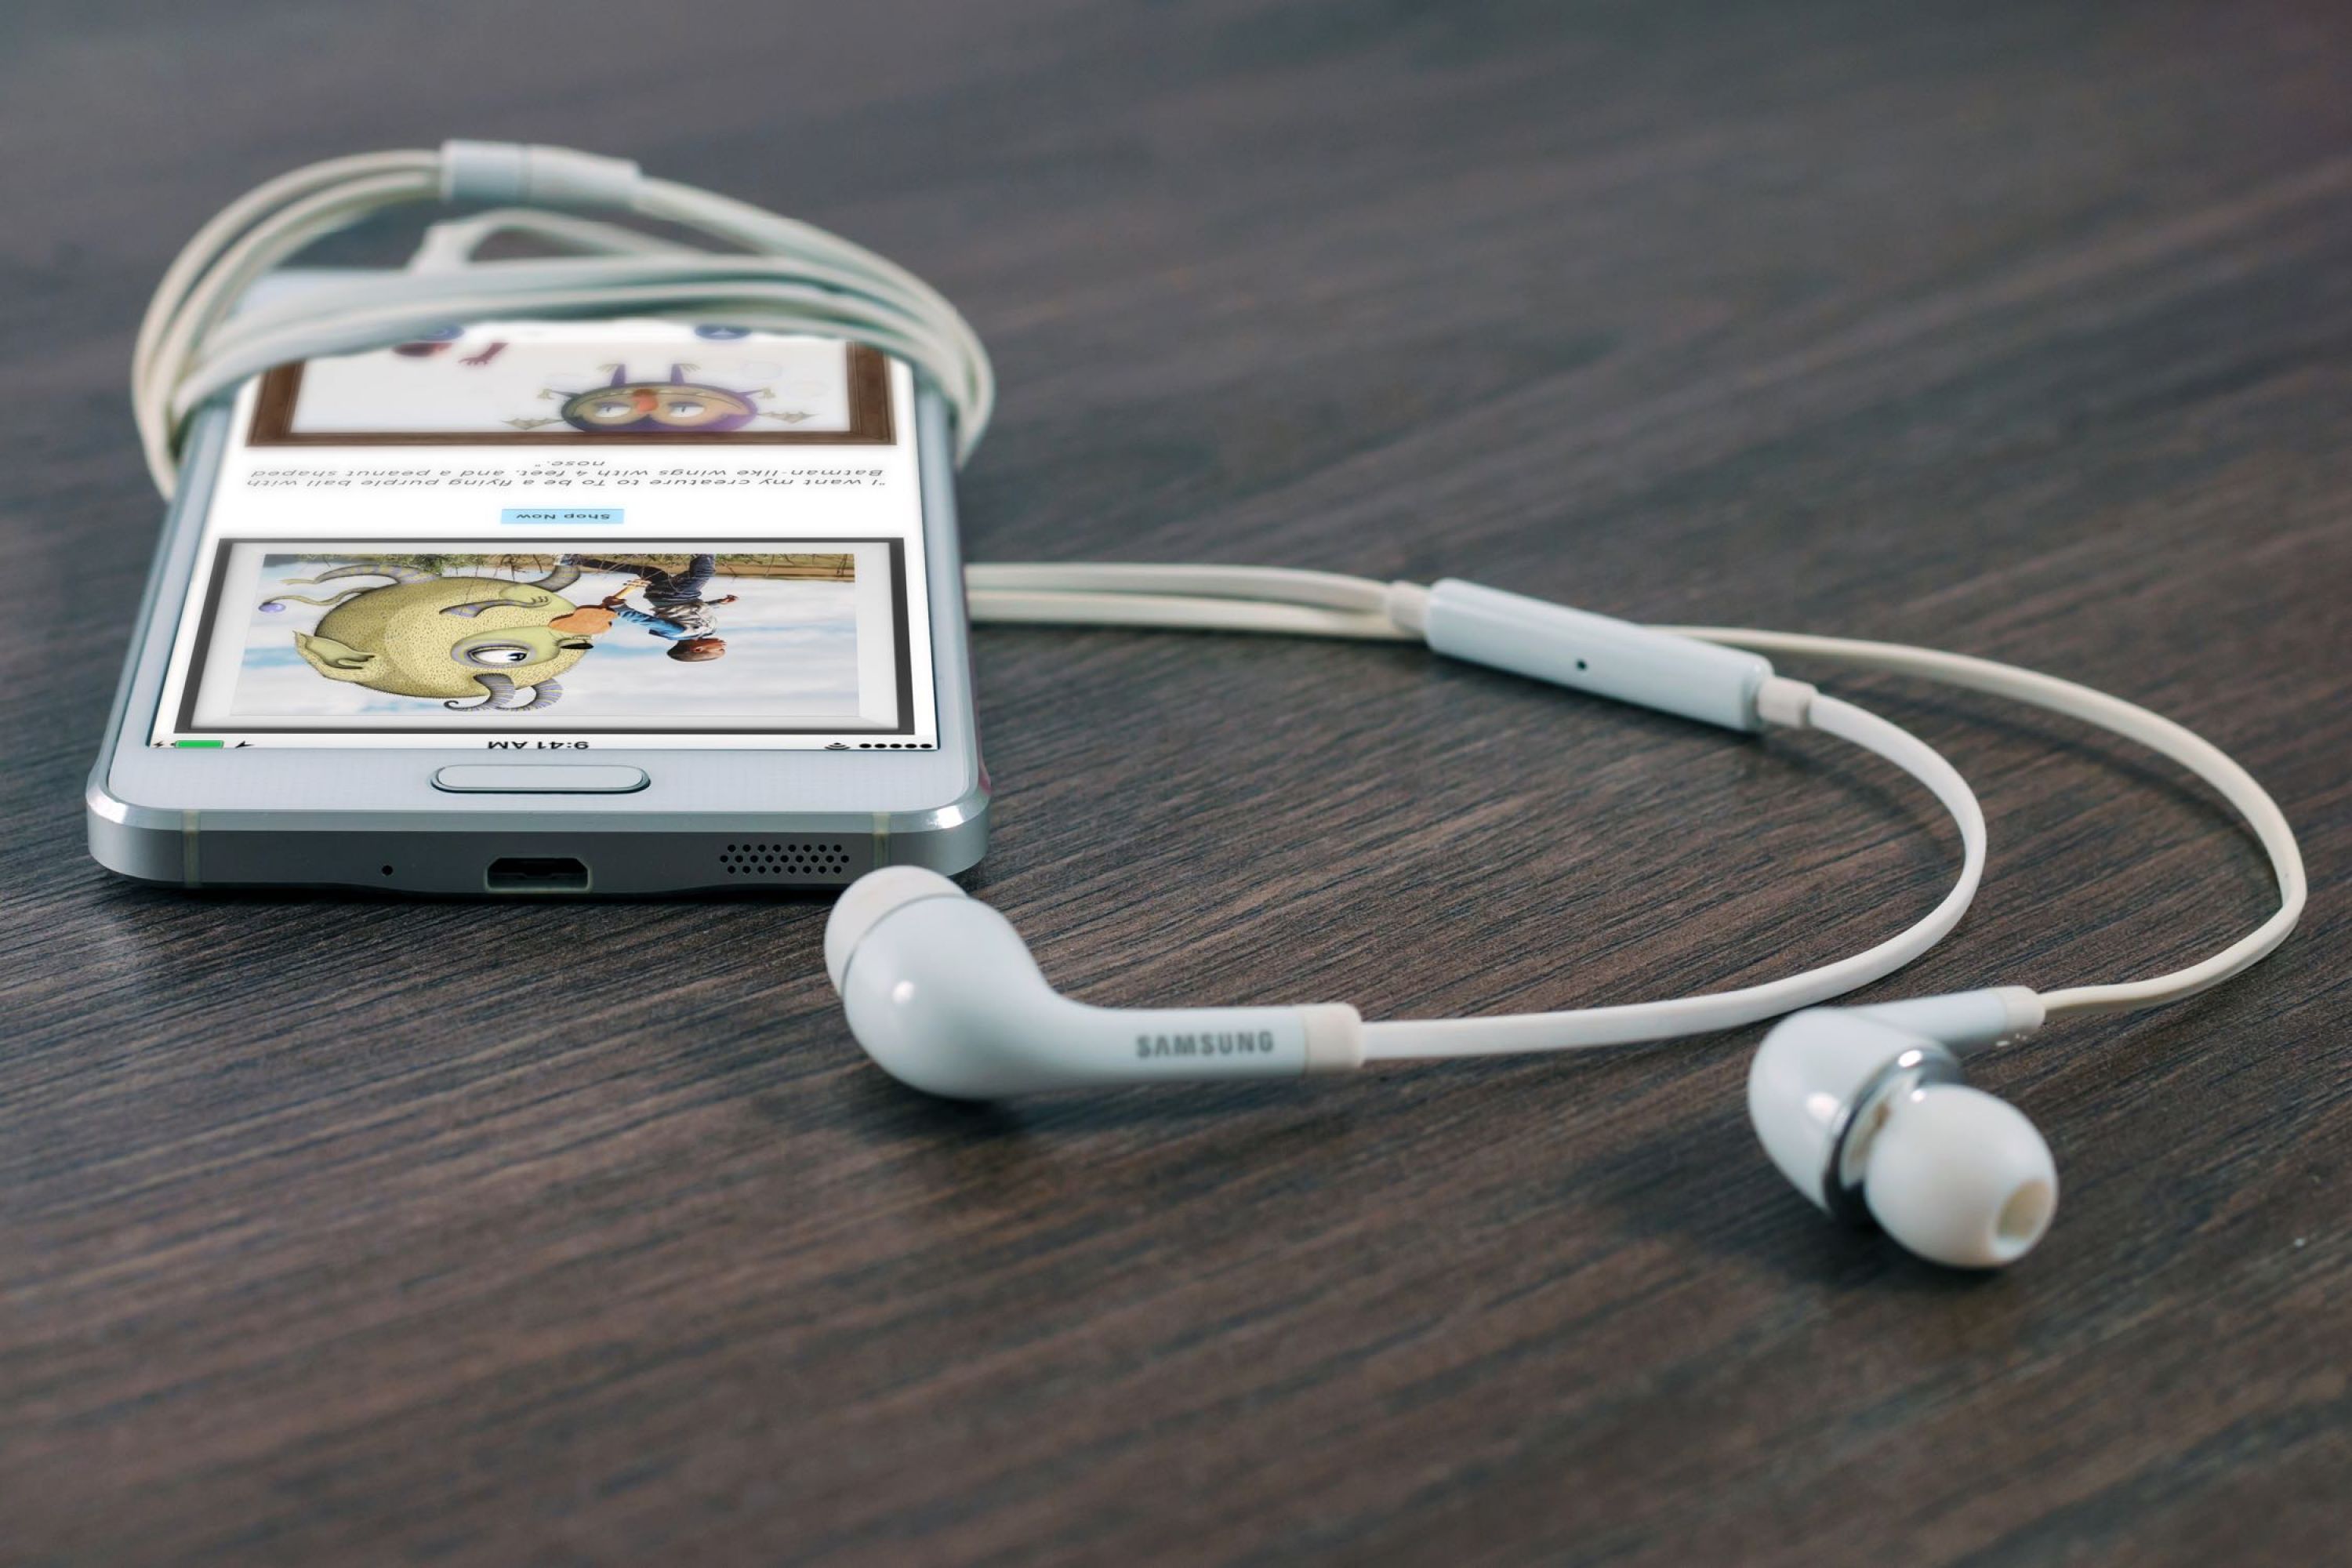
[1863,1084,2058,1269]
[824,866,967,992]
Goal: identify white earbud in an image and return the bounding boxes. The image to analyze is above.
[824,867,1363,1098]
[124,143,2314,1290]
[1747,993,2056,1268]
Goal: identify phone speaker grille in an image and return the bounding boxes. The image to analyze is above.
[717,840,855,882]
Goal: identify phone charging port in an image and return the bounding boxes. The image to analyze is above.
[486,857,590,894]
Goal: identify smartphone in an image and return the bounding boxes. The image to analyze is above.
[88,290,986,894]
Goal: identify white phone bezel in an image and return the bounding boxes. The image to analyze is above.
[88,350,986,891]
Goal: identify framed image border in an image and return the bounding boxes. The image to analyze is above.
[178,536,916,737]
[246,343,897,447]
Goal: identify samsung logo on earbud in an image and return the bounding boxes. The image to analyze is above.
[1136,1031,1278,1060]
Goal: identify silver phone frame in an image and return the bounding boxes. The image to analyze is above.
[87,361,987,895]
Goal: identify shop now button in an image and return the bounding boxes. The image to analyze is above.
[500,507,622,525]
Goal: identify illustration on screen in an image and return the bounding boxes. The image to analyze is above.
[246,325,895,446]
[175,543,900,733]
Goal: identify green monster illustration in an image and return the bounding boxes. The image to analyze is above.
[260,561,599,712]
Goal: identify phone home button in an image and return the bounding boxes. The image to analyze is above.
[431,764,649,794]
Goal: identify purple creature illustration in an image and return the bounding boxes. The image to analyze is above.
[505,362,811,434]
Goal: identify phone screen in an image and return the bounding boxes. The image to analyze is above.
[148,320,937,752]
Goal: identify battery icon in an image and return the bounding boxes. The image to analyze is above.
[173,739,224,748]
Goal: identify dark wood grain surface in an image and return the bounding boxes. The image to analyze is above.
[4,2,2347,1563]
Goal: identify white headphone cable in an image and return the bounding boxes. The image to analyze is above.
[128,143,2305,1056]
[964,564,2305,1047]
[133,146,993,495]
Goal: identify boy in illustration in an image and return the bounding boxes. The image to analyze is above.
[554,554,738,662]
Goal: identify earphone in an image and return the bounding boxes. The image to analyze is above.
[137,142,2307,1271]
[830,572,2298,1269]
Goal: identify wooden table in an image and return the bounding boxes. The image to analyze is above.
[5,3,2345,1562]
